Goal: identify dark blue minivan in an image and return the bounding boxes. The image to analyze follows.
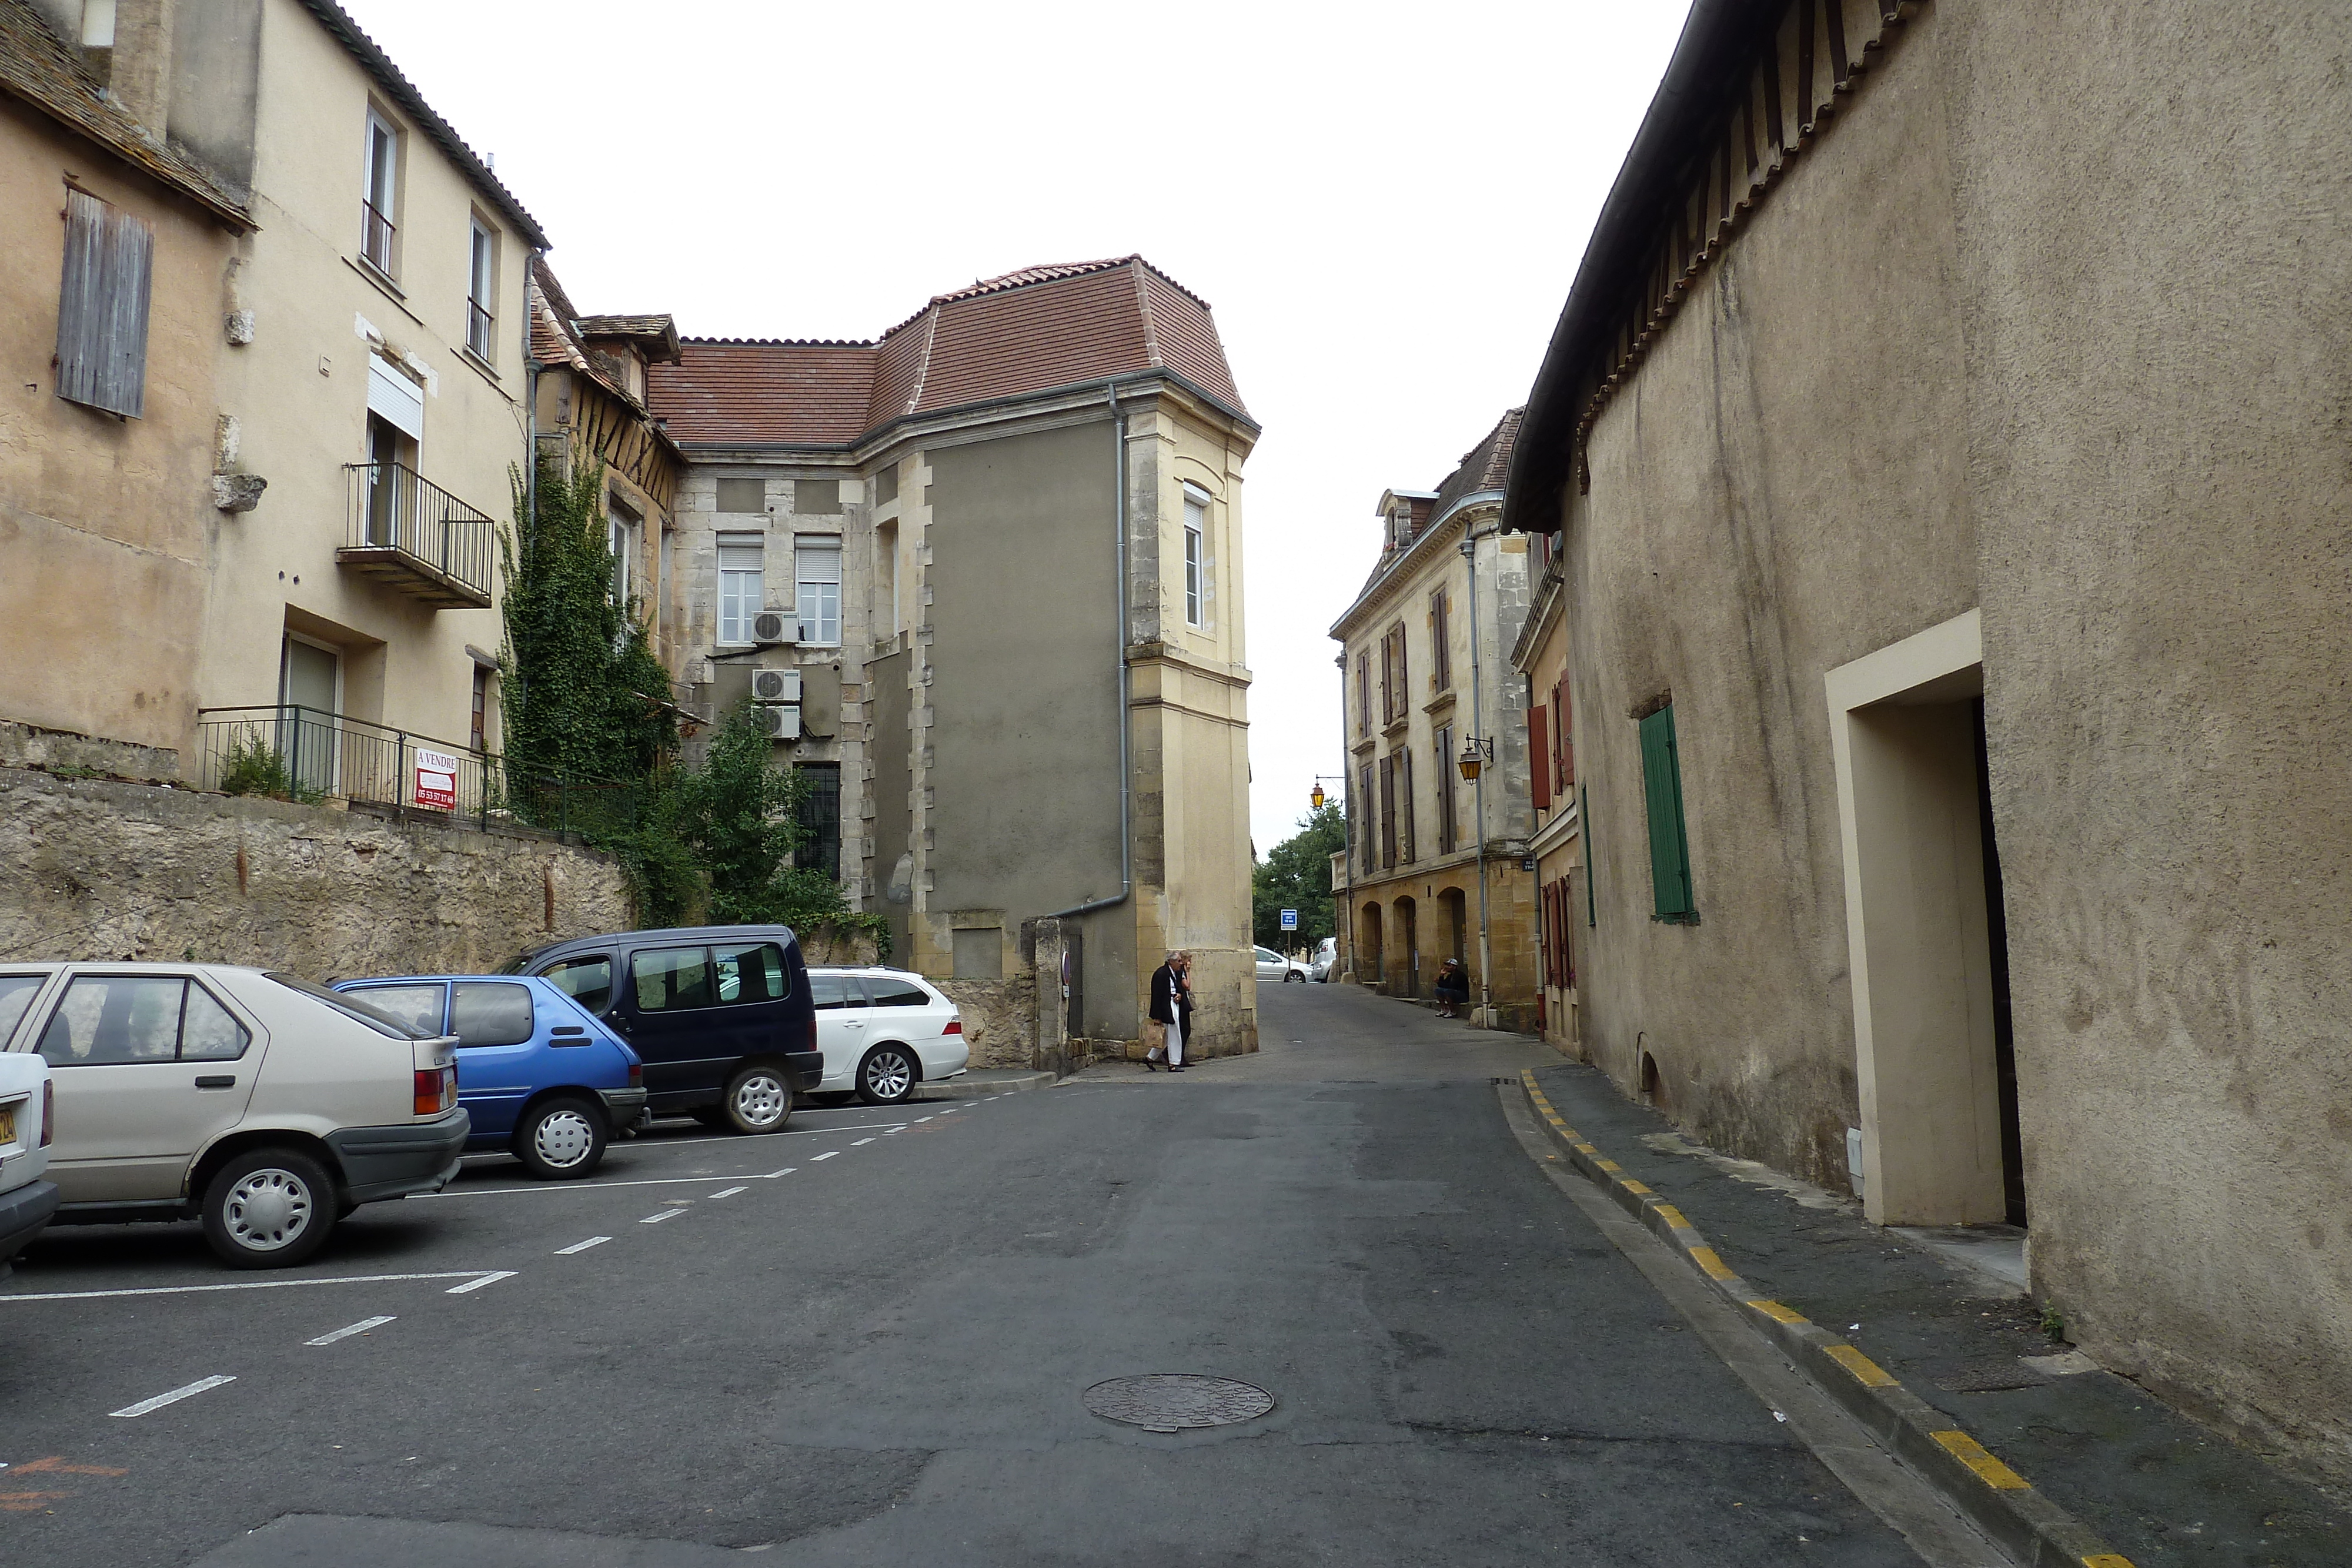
[333,974,645,1178]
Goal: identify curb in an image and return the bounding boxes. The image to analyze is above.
[917,1070,1056,1101]
[1519,1071,2136,1568]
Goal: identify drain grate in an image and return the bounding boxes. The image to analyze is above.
[1083,1374,1275,1433]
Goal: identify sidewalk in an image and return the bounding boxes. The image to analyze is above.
[1528,1059,2348,1567]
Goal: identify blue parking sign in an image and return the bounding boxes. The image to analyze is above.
[1279,909,1298,931]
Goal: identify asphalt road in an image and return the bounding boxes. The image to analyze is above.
[3,982,1943,1566]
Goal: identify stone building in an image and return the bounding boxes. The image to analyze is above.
[1501,0,2352,1479]
[1508,533,1580,1055]
[0,0,252,762]
[646,258,1259,1058]
[1329,411,1538,1025]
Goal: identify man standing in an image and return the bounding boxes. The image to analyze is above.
[1146,951,1187,1071]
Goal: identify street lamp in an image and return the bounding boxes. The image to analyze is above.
[1456,736,1494,783]
[1310,782,1325,809]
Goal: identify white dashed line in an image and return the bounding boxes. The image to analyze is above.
[759,1167,796,1179]
[305,1315,396,1346]
[0,1271,490,1303]
[111,1376,235,1417]
[639,1209,684,1224]
[811,1151,839,1161]
[850,1138,876,1147]
[555,1236,612,1255]
[416,1174,770,1199]
[914,1117,934,1124]
[446,1271,517,1295]
[710,1186,748,1199]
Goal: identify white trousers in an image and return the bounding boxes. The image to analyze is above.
[1151,1014,1185,1066]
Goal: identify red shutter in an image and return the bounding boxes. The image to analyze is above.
[1529,705,1552,810]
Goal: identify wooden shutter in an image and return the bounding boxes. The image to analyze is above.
[56,189,153,418]
[1558,683,1574,788]
[1582,786,1596,928]
[1528,704,1551,810]
[1639,706,1696,921]
[1398,746,1415,862]
[1378,755,1397,868]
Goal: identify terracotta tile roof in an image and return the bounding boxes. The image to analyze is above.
[0,0,250,229]
[648,255,1251,447]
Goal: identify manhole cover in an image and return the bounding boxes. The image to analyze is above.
[1083,1374,1275,1432]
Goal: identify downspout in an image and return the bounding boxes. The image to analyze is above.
[1042,379,1134,920]
[1461,522,1499,1025]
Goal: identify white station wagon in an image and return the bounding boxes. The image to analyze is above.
[0,964,467,1268]
[806,968,968,1105]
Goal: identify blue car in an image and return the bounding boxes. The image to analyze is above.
[333,974,645,1179]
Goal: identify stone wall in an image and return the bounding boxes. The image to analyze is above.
[0,765,629,978]
[936,974,1037,1071]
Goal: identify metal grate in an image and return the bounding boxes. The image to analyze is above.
[1083,1375,1274,1434]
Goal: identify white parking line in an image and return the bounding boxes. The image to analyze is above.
[850,1138,876,1147]
[639,1209,683,1225]
[306,1315,396,1346]
[914,1116,934,1124]
[710,1186,748,1199]
[1,1271,492,1304]
[416,1173,771,1199]
[759,1167,796,1179]
[555,1236,611,1255]
[810,1151,839,1162]
[111,1376,235,1417]
[446,1271,517,1295]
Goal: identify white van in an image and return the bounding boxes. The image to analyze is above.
[0,964,467,1268]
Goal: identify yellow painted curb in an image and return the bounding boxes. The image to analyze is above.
[1931,1430,2032,1490]
[1687,1247,1739,1282]
[1619,1179,1653,1195]
[1745,1298,1810,1325]
[1593,1158,1623,1174]
[2080,1556,2139,1567]
[1652,1204,1695,1230]
[1822,1343,1899,1388]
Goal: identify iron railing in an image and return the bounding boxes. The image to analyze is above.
[194,706,642,838]
[466,299,495,360]
[360,199,396,274]
[340,462,496,607]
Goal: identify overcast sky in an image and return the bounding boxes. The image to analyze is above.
[340,0,1689,862]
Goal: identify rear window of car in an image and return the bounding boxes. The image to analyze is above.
[714,942,789,1005]
[863,977,930,1008]
[349,983,447,1038]
[452,982,534,1047]
[0,974,48,1042]
[540,955,613,1015]
[265,972,437,1039]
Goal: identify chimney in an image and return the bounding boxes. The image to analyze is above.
[98,0,176,133]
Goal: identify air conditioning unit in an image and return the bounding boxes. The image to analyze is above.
[751,609,797,646]
[751,668,802,704]
[759,704,801,740]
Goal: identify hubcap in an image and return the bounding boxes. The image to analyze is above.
[734,1074,787,1127]
[533,1109,596,1168]
[865,1052,913,1101]
[225,1168,313,1252]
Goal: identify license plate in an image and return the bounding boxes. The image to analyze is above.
[0,1104,15,1146]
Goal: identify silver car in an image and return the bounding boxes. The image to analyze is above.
[1254,946,1309,983]
[0,964,467,1268]
[0,1048,57,1274]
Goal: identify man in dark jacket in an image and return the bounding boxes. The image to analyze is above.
[1146,951,1186,1071]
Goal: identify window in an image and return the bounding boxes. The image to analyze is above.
[1429,589,1452,693]
[1435,724,1456,853]
[808,974,868,1012]
[353,983,447,1037]
[795,761,841,880]
[1551,681,1573,794]
[1355,651,1371,735]
[1639,704,1697,922]
[361,109,400,276]
[607,494,641,606]
[1397,745,1416,864]
[471,664,490,754]
[863,977,930,1009]
[451,982,534,1047]
[37,976,250,1065]
[713,942,789,1004]
[796,536,841,645]
[543,956,613,1015]
[632,947,713,1012]
[1182,483,1211,627]
[1379,624,1409,725]
[0,975,46,1040]
[1359,760,1377,875]
[55,188,153,419]
[466,218,497,360]
[716,477,765,514]
[264,971,429,1038]
[717,533,763,646]
[1378,754,1397,870]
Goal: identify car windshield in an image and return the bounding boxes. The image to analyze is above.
[264,972,440,1039]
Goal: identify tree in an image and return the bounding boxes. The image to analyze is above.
[1252,804,1347,951]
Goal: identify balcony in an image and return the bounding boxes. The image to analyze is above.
[338,462,496,609]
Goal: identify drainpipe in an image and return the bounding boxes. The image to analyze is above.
[1461,523,1499,1025]
[1041,379,1135,921]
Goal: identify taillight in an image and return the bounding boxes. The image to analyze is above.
[628,1062,643,1089]
[943,1019,963,1035]
[414,1065,455,1116]
[40,1079,54,1146]
[806,1018,818,1052]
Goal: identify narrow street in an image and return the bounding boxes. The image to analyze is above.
[1,985,1992,1567]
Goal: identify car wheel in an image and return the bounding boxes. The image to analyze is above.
[855,1044,918,1106]
[201,1148,338,1269]
[513,1096,607,1179]
[722,1064,794,1134]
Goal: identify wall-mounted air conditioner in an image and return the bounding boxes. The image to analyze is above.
[751,609,797,646]
[752,668,802,704]
[760,704,801,740]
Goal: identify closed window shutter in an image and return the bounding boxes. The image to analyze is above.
[1399,746,1415,862]
[56,189,153,418]
[1638,706,1696,921]
[1582,786,1597,928]
[1528,704,1551,810]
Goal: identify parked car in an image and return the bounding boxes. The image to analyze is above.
[806,968,968,1106]
[0,963,466,1268]
[0,1003,59,1274]
[333,975,644,1179]
[502,926,820,1134]
[1254,945,1309,983]
[1308,937,1338,982]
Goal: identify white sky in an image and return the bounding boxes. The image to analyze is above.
[340,0,1689,861]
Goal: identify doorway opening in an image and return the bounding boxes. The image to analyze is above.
[1437,888,1468,976]
[1827,611,2022,1229]
[1359,901,1384,984]
[278,632,341,796]
[1392,895,1418,998]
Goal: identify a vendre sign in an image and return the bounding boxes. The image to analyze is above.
[413,747,459,811]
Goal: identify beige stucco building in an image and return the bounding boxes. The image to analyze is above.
[1329,412,1539,1026]
[647,259,1259,1057]
[1508,540,1581,1055]
[1502,0,2352,1480]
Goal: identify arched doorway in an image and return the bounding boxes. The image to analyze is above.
[1437,887,1468,976]
[1393,895,1419,997]
[1359,901,1384,984]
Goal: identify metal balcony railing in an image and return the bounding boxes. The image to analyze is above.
[360,200,396,275]
[338,462,496,609]
[194,705,643,839]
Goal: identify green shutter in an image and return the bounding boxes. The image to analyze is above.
[1639,706,1696,922]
